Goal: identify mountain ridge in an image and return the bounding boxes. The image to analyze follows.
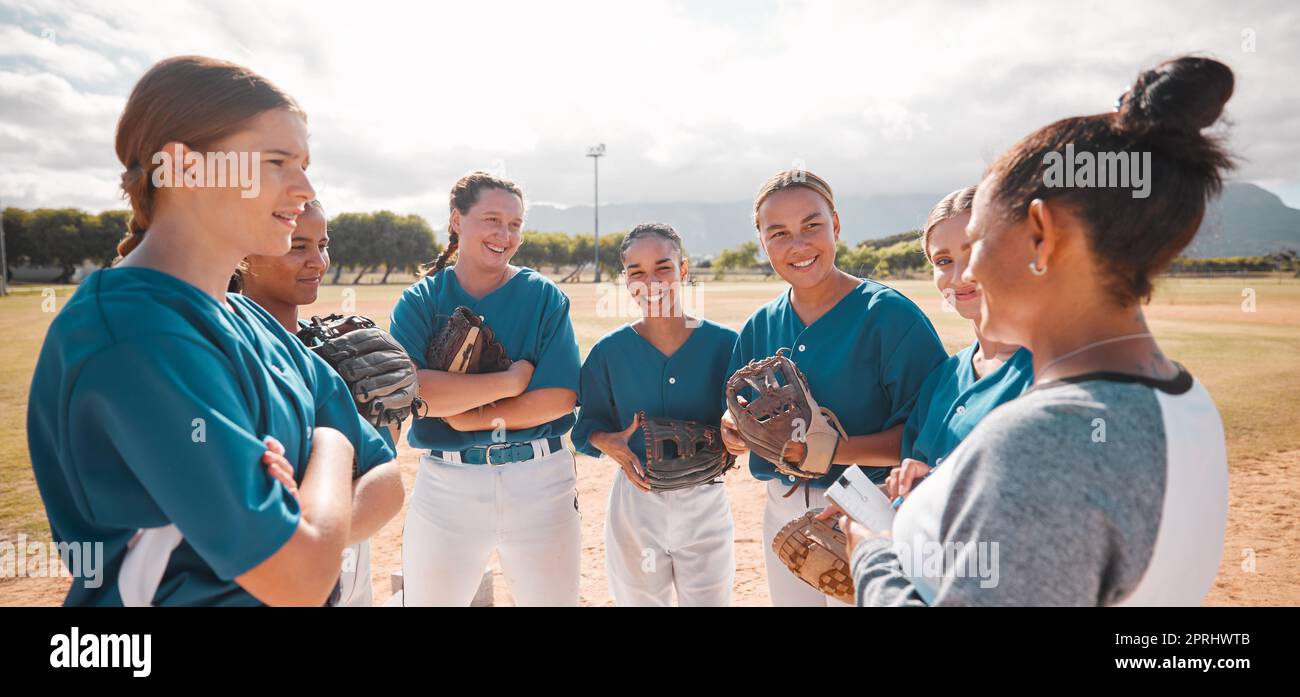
[521,182,1300,259]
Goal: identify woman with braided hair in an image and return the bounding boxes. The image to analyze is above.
[27,56,394,606]
[389,171,582,606]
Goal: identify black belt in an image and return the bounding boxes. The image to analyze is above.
[442,437,563,465]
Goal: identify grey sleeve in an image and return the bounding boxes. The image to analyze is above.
[853,384,1165,607]
[851,537,929,606]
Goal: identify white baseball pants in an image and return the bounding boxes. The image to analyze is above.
[604,472,734,606]
[401,443,581,606]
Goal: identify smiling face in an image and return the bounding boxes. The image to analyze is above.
[623,234,688,319]
[964,176,1043,344]
[452,187,524,274]
[927,212,982,320]
[176,108,315,259]
[241,203,329,307]
[755,186,841,289]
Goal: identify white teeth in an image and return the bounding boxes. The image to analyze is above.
[486,244,505,253]
[792,257,816,268]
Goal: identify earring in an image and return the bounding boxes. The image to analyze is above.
[1028,261,1047,276]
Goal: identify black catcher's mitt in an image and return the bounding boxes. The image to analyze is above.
[297,314,423,430]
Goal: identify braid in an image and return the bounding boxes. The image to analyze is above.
[421,229,459,278]
[113,164,153,263]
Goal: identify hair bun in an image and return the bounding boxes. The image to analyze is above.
[1117,55,1233,134]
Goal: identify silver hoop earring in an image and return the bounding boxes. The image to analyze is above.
[1028,261,1047,276]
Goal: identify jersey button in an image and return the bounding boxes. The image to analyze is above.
[668,377,676,384]
[955,405,966,415]
[798,344,806,352]
[788,475,796,482]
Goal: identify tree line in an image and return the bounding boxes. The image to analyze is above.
[4,207,1295,284]
[1,207,444,284]
[1,207,631,284]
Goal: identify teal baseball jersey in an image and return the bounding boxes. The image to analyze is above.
[727,279,947,486]
[388,266,581,451]
[573,319,739,463]
[27,267,394,606]
[899,343,1034,468]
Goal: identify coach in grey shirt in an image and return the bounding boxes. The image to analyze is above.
[848,55,1235,607]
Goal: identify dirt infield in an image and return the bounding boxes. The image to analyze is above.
[4,444,1297,606]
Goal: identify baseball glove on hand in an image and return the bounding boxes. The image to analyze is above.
[425,306,512,374]
[297,314,424,430]
[773,510,855,604]
[725,348,847,479]
[638,412,737,492]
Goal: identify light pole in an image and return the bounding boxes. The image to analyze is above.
[587,143,605,283]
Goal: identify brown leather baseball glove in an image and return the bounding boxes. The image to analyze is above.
[725,348,847,479]
[638,412,737,492]
[772,510,854,604]
[425,306,512,374]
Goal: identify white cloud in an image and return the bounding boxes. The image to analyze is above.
[1,0,1298,221]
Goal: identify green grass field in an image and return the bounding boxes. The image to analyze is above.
[3,275,1299,543]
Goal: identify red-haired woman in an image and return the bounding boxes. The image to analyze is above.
[28,56,396,606]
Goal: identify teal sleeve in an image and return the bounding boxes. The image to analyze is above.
[899,366,941,463]
[879,316,948,430]
[389,286,434,370]
[526,293,580,393]
[306,349,395,476]
[68,337,300,581]
[572,347,619,458]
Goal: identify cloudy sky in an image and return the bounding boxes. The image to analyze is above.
[2,0,1298,230]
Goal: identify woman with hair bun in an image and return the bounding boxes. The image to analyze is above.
[848,55,1236,606]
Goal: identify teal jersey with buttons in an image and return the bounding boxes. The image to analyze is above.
[572,320,739,463]
[26,267,395,607]
[727,279,947,487]
[388,267,581,451]
[899,342,1034,468]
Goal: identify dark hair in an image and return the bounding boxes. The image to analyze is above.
[114,55,304,261]
[922,185,978,262]
[620,223,685,263]
[229,199,325,293]
[420,171,524,278]
[986,55,1234,304]
[753,169,835,231]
